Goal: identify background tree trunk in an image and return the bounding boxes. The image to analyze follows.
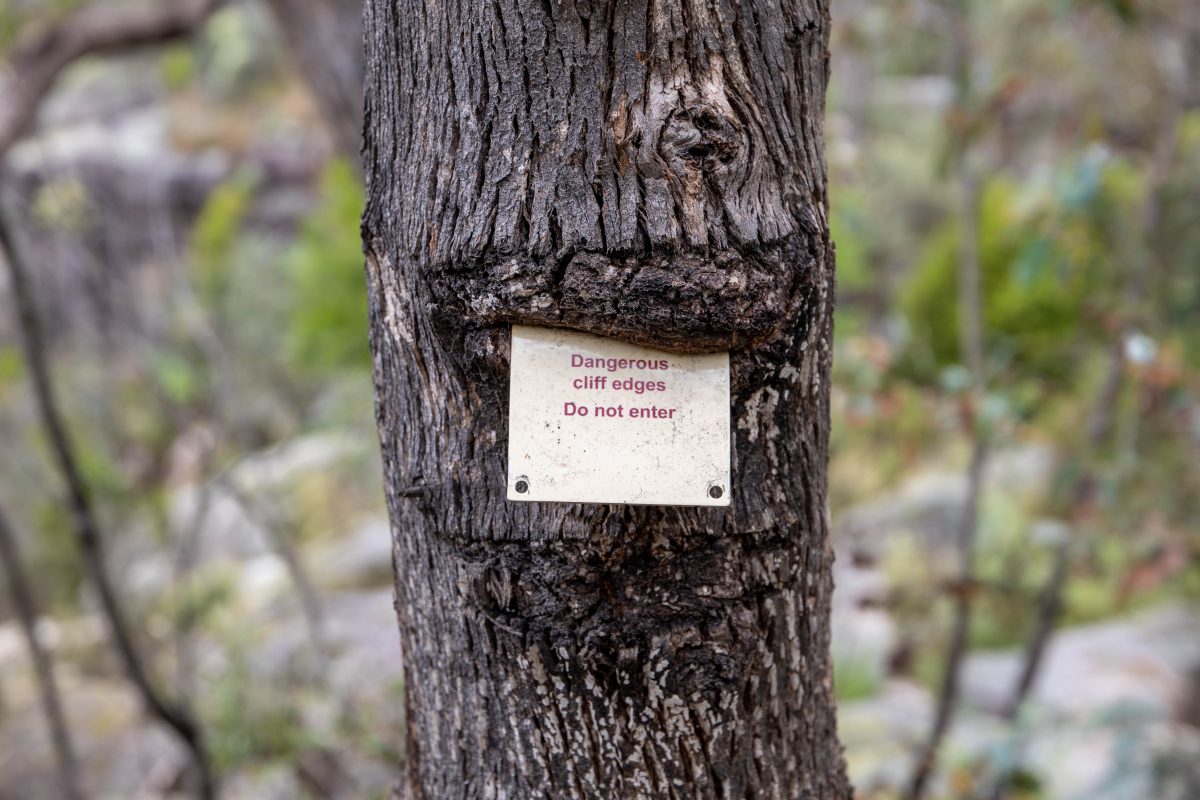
[263,0,364,167]
[361,1,849,797]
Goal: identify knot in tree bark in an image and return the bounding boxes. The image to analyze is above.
[660,103,744,174]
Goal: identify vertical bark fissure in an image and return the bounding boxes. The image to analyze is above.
[364,1,847,797]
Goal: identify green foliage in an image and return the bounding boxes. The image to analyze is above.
[0,0,84,49]
[30,501,84,613]
[0,347,24,388]
[199,6,281,99]
[161,44,198,91]
[1086,0,1140,23]
[896,154,1150,388]
[829,378,949,510]
[880,489,1054,686]
[149,351,203,406]
[163,572,235,632]
[286,158,370,372]
[31,177,95,235]
[831,188,874,335]
[832,189,872,293]
[899,180,1089,382]
[966,496,1047,650]
[206,643,313,771]
[0,10,17,49]
[834,656,883,703]
[191,173,256,310]
[336,677,407,766]
[1157,112,1200,368]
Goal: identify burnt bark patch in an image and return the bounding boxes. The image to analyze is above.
[433,234,816,353]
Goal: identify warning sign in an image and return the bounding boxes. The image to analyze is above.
[506,325,730,506]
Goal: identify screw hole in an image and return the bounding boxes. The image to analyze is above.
[708,485,724,499]
[515,479,529,494]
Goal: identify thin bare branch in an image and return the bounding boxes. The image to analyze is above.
[0,200,215,799]
[906,4,988,797]
[219,476,331,669]
[906,435,988,800]
[0,501,85,800]
[261,0,363,167]
[0,0,224,156]
[984,77,1186,800]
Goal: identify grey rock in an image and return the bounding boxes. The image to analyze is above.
[831,560,896,688]
[311,517,394,590]
[838,470,969,556]
[168,483,273,565]
[988,443,1056,496]
[223,765,307,800]
[962,604,1200,718]
[230,432,364,494]
[836,443,1057,557]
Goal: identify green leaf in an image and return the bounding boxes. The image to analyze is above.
[286,158,370,372]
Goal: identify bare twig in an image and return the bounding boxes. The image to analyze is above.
[218,477,330,668]
[981,348,1121,800]
[0,501,85,800]
[172,475,216,699]
[996,335,1124,728]
[984,73,1185,800]
[261,0,363,168]
[906,435,988,800]
[1001,542,1068,723]
[167,434,333,673]
[905,4,988,798]
[956,172,984,387]
[0,203,215,798]
[0,0,224,156]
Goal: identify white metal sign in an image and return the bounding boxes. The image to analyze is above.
[507,325,730,506]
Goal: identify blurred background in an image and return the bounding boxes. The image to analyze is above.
[0,0,1196,798]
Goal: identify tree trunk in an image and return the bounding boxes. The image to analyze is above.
[361,1,848,797]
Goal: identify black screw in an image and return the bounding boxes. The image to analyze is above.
[515,479,529,494]
[708,485,724,499]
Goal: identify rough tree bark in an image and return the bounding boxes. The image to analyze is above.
[362,1,849,797]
